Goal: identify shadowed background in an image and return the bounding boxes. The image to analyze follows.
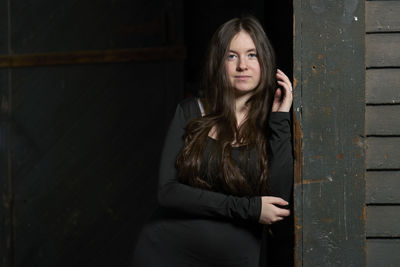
[0,1,293,266]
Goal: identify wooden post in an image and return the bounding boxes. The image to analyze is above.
[293,0,366,265]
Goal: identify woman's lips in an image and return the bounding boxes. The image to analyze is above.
[234,75,251,80]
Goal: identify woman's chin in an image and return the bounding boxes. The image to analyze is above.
[234,88,256,97]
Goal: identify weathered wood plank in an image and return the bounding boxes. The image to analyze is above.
[0,70,8,117]
[294,0,366,266]
[0,0,7,54]
[0,47,186,68]
[367,239,400,267]
[366,105,400,135]
[366,69,400,104]
[366,1,400,32]
[293,111,303,267]
[0,123,11,266]
[366,137,400,169]
[11,61,183,266]
[6,0,184,266]
[11,0,177,53]
[366,171,400,203]
[293,1,303,264]
[0,69,11,266]
[367,206,400,237]
[366,33,400,67]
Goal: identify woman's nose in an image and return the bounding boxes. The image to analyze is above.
[236,58,248,71]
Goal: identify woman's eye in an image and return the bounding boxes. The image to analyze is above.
[249,53,258,58]
[227,54,237,60]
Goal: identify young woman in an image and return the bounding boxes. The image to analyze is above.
[133,15,293,267]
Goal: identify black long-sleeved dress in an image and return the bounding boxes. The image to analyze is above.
[132,97,293,267]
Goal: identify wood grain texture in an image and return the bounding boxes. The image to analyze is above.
[367,239,400,267]
[366,33,400,67]
[294,0,366,265]
[0,46,186,68]
[0,123,11,266]
[293,109,303,267]
[366,69,400,104]
[0,69,11,266]
[11,0,183,54]
[366,105,400,135]
[0,0,7,54]
[293,1,303,264]
[367,206,400,237]
[366,171,400,203]
[5,0,185,266]
[11,61,184,267]
[366,2,400,261]
[366,137,400,169]
[366,1,400,32]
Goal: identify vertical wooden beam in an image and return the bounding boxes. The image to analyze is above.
[1,0,13,264]
[292,110,303,266]
[293,0,366,265]
[0,69,11,267]
[293,2,304,265]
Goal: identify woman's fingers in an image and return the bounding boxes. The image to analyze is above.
[258,202,290,225]
[277,80,291,93]
[276,74,293,96]
[270,202,290,217]
[271,88,282,112]
[275,206,290,217]
[258,196,290,224]
[277,69,291,85]
[264,196,289,206]
[270,216,284,224]
[277,69,292,86]
[274,69,293,112]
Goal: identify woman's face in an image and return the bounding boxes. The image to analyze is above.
[225,31,261,95]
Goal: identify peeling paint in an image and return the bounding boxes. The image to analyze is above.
[343,181,348,240]
[302,176,333,185]
[342,0,359,24]
[322,106,332,116]
[321,218,333,223]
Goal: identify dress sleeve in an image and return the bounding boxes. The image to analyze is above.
[267,112,294,202]
[157,103,261,222]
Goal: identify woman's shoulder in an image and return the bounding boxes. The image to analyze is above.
[177,97,202,122]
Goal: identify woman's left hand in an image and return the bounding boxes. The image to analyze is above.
[271,69,293,112]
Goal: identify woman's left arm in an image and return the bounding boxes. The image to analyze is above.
[267,112,293,202]
[267,69,294,201]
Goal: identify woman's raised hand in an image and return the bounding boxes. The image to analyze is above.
[271,69,293,112]
[258,196,290,225]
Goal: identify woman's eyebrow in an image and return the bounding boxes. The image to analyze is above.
[228,48,257,53]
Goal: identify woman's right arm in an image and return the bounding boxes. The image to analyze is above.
[157,103,261,222]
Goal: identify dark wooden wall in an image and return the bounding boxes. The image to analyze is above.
[0,1,184,266]
[293,0,366,265]
[365,1,400,265]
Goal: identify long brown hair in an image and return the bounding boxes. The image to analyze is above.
[176,16,277,196]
